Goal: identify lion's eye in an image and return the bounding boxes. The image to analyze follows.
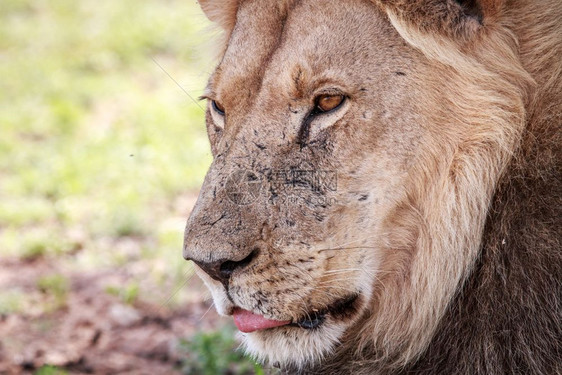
[315,94,345,113]
[212,100,225,116]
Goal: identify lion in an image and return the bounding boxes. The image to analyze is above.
[183,0,561,373]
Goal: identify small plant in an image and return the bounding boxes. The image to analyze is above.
[34,365,68,375]
[22,239,49,260]
[178,324,264,375]
[20,229,61,260]
[0,290,24,314]
[105,282,140,305]
[37,274,69,311]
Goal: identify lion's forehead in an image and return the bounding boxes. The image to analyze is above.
[213,0,411,111]
[212,0,286,109]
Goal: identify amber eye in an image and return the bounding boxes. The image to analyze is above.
[315,94,345,113]
[212,100,225,115]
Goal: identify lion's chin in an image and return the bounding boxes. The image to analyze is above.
[240,318,347,369]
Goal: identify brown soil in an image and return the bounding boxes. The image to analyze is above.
[0,256,222,375]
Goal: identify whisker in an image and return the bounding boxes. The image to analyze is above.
[145,268,196,318]
[317,278,361,285]
[198,301,215,322]
[318,245,378,252]
[151,57,205,112]
[323,268,362,274]
[316,235,381,253]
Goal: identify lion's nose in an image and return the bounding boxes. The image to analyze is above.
[191,249,258,284]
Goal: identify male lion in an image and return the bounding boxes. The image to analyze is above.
[183,0,561,373]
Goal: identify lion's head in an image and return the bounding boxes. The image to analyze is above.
[183,0,556,372]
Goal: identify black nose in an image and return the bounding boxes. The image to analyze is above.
[192,249,257,285]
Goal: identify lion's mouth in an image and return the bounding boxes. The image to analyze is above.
[291,293,360,329]
[232,308,291,333]
[233,293,360,333]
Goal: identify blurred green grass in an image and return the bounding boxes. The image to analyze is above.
[179,326,266,375]
[0,0,213,263]
[0,1,269,373]
[0,0,220,322]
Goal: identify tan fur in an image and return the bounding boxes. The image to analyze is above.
[199,0,239,32]
[184,0,561,373]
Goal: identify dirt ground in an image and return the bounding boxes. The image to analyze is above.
[0,256,222,375]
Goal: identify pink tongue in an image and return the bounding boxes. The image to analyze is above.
[232,308,291,333]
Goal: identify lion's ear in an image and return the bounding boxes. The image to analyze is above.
[373,0,505,40]
[198,0,239,31]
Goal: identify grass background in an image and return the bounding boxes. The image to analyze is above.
[0,0,261,373]
[0,0,212,262]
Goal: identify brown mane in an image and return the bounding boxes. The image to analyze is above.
[300,1,562,373]
[190,0,561,373]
